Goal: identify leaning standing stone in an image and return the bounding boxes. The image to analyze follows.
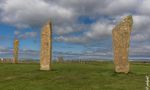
[112,15,133,73]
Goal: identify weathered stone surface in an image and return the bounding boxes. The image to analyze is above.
[13,39,19,63]
[40,22,52,70]
[112,15,133,73]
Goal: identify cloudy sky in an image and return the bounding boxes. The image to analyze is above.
[0,0,150,60]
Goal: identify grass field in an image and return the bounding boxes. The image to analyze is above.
[0,61,149,90]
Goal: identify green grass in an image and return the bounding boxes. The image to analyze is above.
[0,62,149,90]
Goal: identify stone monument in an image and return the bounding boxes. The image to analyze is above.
[112,15,133,73]
[57,56,64,63]
[40,21,52,70]
[13,39,19,63]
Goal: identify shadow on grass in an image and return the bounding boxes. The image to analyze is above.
[36,69,58,72]
[111,71,137,77]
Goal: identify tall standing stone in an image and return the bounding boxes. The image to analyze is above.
[40,22,52,70]
[13,39,19,63]
[112,15,133,73]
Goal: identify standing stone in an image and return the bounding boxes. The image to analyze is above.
[40,21,52,70]
[57,56,64,63]
[13,39,19,63]
[112,15,133,73]
[0,58,3,63]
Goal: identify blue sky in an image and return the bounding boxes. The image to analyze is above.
[0,0,150,60]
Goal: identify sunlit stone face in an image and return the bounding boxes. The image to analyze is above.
[40,22,52,70]
[112,15,133,73]
[14,39,19,63]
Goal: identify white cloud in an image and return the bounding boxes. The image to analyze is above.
[138,0,150,15]
[130,44,150,57]
[0,0,150,59]
[131,34,148,42]
[14,31,20,35]
[0,0,74,28]
[85,22,114,39]
[17,31,37,39]
[131,15,150,42]
[97,0,140,15]
[0,0,141,30]
[133,15,150,31]
[55,26,74,35]
[0,46,13,54]
[55,20,114,44]
[55,36,87,43]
